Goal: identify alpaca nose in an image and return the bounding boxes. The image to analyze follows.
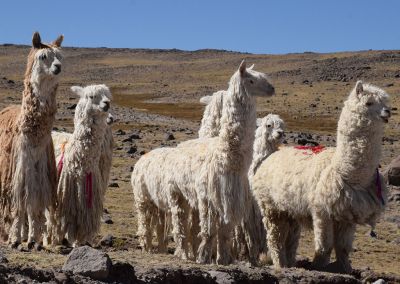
[53,64,61,74]
[102,101,110,112]
[384,108,391,117]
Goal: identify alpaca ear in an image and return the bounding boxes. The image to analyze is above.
[248,64,255,70]
[239,60,247,76]
[52,35,64,47]
[32,32,42,48]
[199,95,213,105]
[256,118,263,127]
[70,86,84,97]
[355,80,363,95]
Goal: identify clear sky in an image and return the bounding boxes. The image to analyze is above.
[0,0,398,54]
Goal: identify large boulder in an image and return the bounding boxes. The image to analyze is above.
[62,246,112,280]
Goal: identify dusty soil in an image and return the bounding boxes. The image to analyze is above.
[0,45,400,283]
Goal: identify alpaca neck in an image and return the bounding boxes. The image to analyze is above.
[70,115,107,169]
[332,108,383,186]
[19,75,58,141]
[218,79,256,172]
[249,139,279,176]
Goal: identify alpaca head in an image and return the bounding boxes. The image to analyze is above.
[256,114,285,144]
[233,60,275,97]
[346,81,391,125]
[28,32,64,83]
[71,85,112,121]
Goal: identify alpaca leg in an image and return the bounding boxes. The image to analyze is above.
[264,209,289,268]
[196,199,214,264]
[155,210,168,253]
[216,220,233,265]
[169,191,189,260]
[188,209,200,260]
[27,209,45,249]
[9,214,22,247]
[312,214,333,270]
[136,199,153,252]
[285,219,301,267]
[333,222,355,273]
[21,213,28,242]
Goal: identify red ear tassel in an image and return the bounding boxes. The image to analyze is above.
[57,143,67,178]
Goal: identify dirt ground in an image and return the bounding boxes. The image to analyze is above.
[0,45,399,280]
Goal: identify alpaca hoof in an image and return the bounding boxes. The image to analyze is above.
[27,241,35,250]
[9,241,20,249]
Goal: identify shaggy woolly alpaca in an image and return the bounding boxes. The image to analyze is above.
[0,32,63,247]
[53,85,111,246]
[132,61,275,264]
[252,81,390,273]
[234,114,285,259]
[198,90,226,138]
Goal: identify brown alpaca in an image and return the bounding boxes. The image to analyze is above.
[0,32,64,248]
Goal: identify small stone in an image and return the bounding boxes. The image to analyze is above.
[66,104,77,110]
[100,234,114,247]
[115,129,126,136]
[139,150,146,155]
[126,146,137,154]
[373,279,386,284]
[103,214,113,224]
[129,134,141,139]
[165,133,175,141]
[0,251,8,263]
[108,182,119,188]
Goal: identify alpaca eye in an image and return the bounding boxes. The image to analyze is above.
[267,124,272,128]
[40,54,47,60]
[366,102,373,106]
[89,95,94,99]
[250,80,254,84]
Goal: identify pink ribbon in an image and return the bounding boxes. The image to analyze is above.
[57,151,64,178]
[85,172,93,209]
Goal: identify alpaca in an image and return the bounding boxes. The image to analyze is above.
[251,81,390,273]
[54,85,111,246]
[234,114,285,260]
[198,90,226,138]
[0,32,64,248]
[198,65,255,138]
[132,61,275,264]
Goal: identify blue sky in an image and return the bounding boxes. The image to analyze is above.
[0,0,398,54]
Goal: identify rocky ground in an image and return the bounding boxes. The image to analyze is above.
[0,45,400,283]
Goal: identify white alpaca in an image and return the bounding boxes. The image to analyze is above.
[252,81,390,273]
[0,32,63,248]
[54,85,111,246]
[234,114,285,260]
[198,90,226,138]
[132,61,275,264]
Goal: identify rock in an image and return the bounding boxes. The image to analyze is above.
[384,83,394,87]
[129,133,141,140]
[108,182,119,188]
[165,133,175,141]
[53,271,69,283]
[115,129,126,136]
[0,251,8,263]
[383,155,400,186]
[373,279,386,284]
[62,246,112,280]
[100,234,114,247]
[208,270,234,284]
[66,104,77,110]
[139,150,146,155]
[103,213,113,224]
[126,146,137,154]
[122,137,133,143]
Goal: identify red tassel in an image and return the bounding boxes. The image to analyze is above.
[294,145,325,155]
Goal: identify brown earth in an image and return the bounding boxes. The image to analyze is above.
[0,45,400,283]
